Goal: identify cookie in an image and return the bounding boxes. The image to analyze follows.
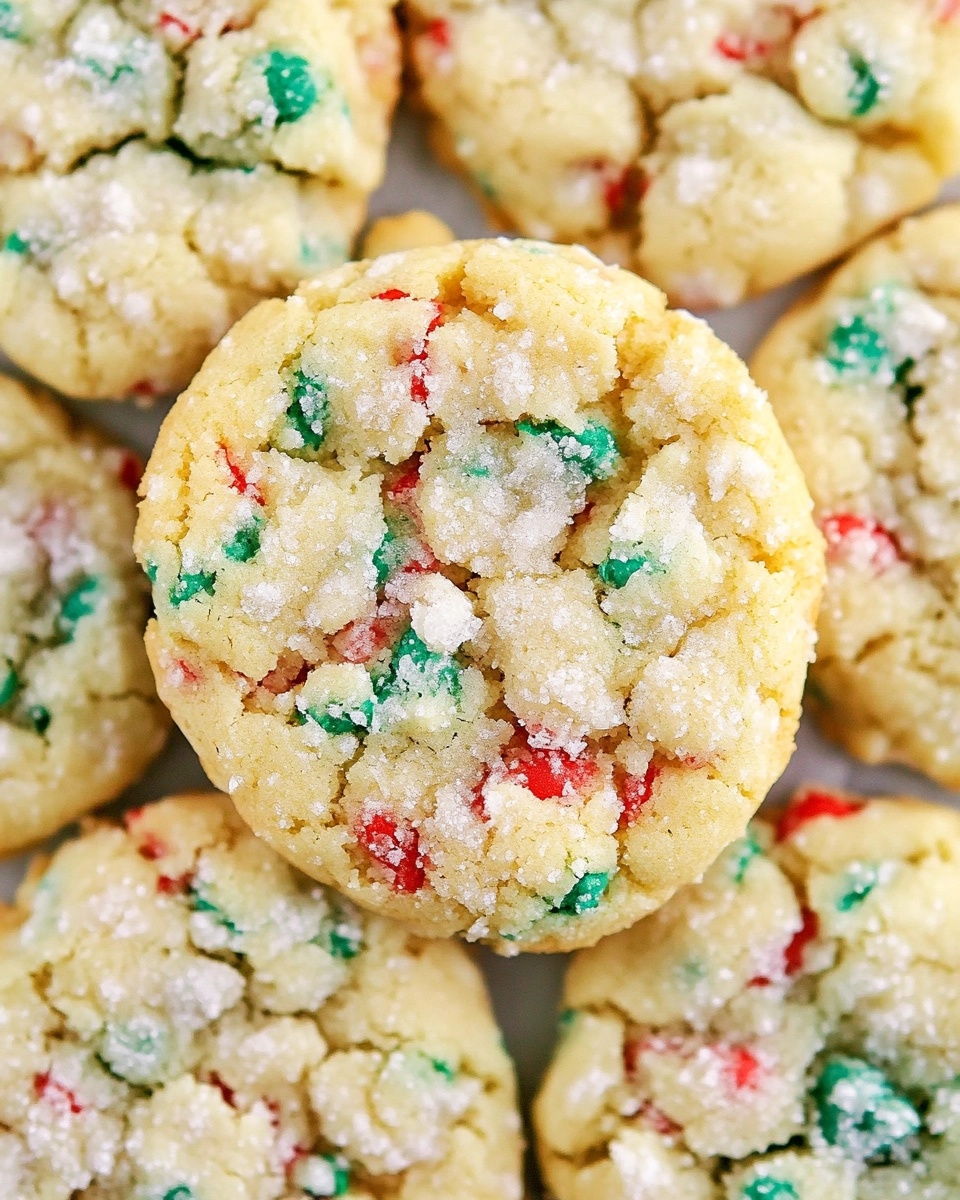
[0,791,523,1199]
[535,788,960,1200]
[752,204,960,787]
[0,374,168,853]
[134,238,823,953]
[0,0,399,400]
[360,211,455,260]
[405,0,960,308]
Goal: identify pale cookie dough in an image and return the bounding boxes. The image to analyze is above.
[135,238,823,953]
[0,0,399,400]
[0,373,167,854]
[405,0,960,308]
[535,789,960,1200]
[0,791,523,1200]
[360,211,455,259]
[753,203,960,788]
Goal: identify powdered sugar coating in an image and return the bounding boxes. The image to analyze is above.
[406,0,960,308]
[753,204,960,787]
[135,238,823,953]
[0,373,167,853]
[0,791,522,1199]
[0,0,399,399]
[535,791,960,1199]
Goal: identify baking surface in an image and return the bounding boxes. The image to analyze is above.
[2,101,960,1183]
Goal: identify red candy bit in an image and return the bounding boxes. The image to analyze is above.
[157,10,199,38]
[468,769,492,823]
[117,451,143,492]
[333,602,405,664]
[33,1072,85,1114]
[784,906,819,976]
[715,32,772,61]
[386,457,423,507]
[776,790,864,842]
[717,1044,763,1092]
[169,656,202,687]
[157,871,191,895]
[624,1033,688,1078]
[136,832,168,862]
[407,303,444,405]
[505,738,597,801]
[219,444,264,505]
[424,17,452,49]
[821,513,902,571]
[375,289,411,301]
[259,653,310,695]
[357,810,426,893]
[617,759,661,830]
[208,1072,237,1108]
[129,379,161,401]
[638,1100,682,1137]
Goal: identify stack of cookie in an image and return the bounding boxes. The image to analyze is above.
[2,3,960,1198]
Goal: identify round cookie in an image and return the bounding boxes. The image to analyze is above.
[753,204,960,787]
[0,373,168,853]
[0,0,399,400]
[535,788,960,1200]
[134,238,823,953]
[0,791,523,1199]
[405,0,960,309]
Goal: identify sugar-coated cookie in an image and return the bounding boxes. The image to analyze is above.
[0,374,167,853]
[0,0,399,399]
[536,789,960,1200]
[406,0,960,308]
[0,791,523,1199]
[753,204,960,787]
[135,239,823,953]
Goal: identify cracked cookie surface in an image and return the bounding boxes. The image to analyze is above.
[0,0,399,399]
[0,373,167,853]
[0,791,523,1200]
[753,204,960,787]
[134,238,823,953]
[535,789,960,1200]
[405,0,960,308]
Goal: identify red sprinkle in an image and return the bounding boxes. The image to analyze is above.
[715,32,771,61]
[136,832,168,862]
[638,1100,682,1137]
[424,17,452,49]
[821,513,901,571]
[208,1072,237,1108]
[157,10,198,38]
[776,790,864,842]
[157,872,191,895]
[220,444,264,505]
[719,1044,763,1092]
[129,379,160,400]
[624,1034,688,1077]
[618,760,661,829]
[118,452,143,492]
[469,771,491,823]
[784,906,819,976]
[333,603,405,664]
[505,739,597,801]
[375,289,411,301]
[171,657,202,686]
[386,459,423,504]
[34,1072,84,1114]
[358,811,426,893]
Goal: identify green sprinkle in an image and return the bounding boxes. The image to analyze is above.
[728,831,762,885]
[144,559,159,584]
[0,661,19,709]
[558,1008,578,1036]
[57,575,97,639]
[518,418,619,482]
[742,1179,799,1200]
[836,863,880,912]
[848,52,884,117]
[3,231,28,254]
[431,1057,456,1081]
[189,884,243,936]
[825,314,889,378]
[295,1152,350,1197]
[161,1189,194,1200]
[28,705,50,735]
[814,1055,920,1160]
[170,569,216,606]
[222,517,263,563]
[678,957,707,986]
[597,551,654,589]
[263,50,318,124]
[0,0,20,38]
[327,923,362,960]
[98,1017,169,1085]
[553,871,609,916]
[301,697,374,737]
[373,525,400,588]
[283,368,328,451]
[376,627,462,704]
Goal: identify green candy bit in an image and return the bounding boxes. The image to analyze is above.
[597,551,653,589]
[222,517,263,563]
[58,575,98,639]
[170,569,216,607]
[144,559,159,584]
[295,1152,350,1197]
[372,525,401,589]
[557,1008,578,1036]
[161,1188,194,1200]
[814,1055,920,1160]
[824,314,890,378]
[28,705,50,735]
[189,884,243,936]
[848,52,884,117]
[836,863,880,912]
[284,368,328,452]
[301,696,374,737]
[678,957,707,986]
[82,56,135,84]
[327,920,362,960]
[0,661,19,709]
[553,871,609,916]
[98,1016,168,1085]
[517,417,619,482]
[3,231,28,254]
[376,627,462,704]
[263,50,318,124]
[430,1057,456,1081]
[728,831,762,884]
[742,1179,799,1200]
[0,0,20,38]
